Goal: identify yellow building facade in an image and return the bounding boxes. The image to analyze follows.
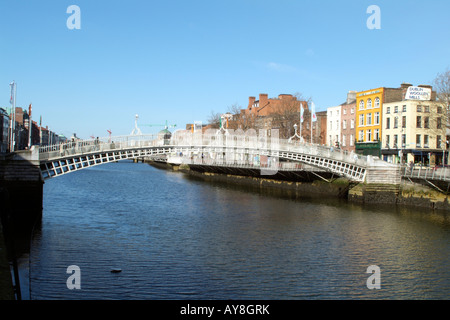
[355,87,384,156]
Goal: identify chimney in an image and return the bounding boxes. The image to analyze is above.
[347,91,357,104]
[401,83,413,89]
[278,94,292,100]
[259,93,268,107]
[248,96,256,109]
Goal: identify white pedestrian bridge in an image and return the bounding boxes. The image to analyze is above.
[38,129,402,185]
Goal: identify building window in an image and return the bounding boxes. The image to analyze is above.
[437,117,442,129]
[359,100,365,110]
[374,97,380,108]
[424,105,430,113]
[359,130,364,142]
[417,105,422,112]
[329,121,333,130]
[343,135,346,147]
[374,129,379,141]
[394,134,398,148]
[386,117,390,129]
[416,134,421,148]
[424,117,429,129]
[386,135,390,148]
[343,120,347,129]
[367,99,372,109]
[350,134,354,146]
[343,109,347,115]
[437,135,442,149]
[394,106,398,113]
[386,106,390,114]
[424,135,429,148]
[416,116,422,128]
[336,120,339,130]
[437,106,443,114]
[351,108,354,114]
[350,119,355,129]
[359,114,364,126]
[402,105,407,112]
[402,134,406,148]
[367,129,372,142]
[394,116,398,129]
[402,116,406,128]
[374,112,380,125]
[367,113,372,125]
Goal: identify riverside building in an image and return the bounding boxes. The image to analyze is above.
[355,85,406,157]
[381,84,446,165]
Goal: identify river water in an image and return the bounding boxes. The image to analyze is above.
[22,161,450,299]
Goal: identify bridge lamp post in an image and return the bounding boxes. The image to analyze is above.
[289,124,301,142]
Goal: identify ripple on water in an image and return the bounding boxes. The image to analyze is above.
[25,162,450,300]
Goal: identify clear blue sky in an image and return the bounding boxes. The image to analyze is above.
[1,0,449,139]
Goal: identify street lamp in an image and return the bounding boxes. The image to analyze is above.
[9,81,16,152]
[289,123,301,142]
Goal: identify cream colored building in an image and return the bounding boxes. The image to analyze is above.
[327,105,341,147]
[382,100,446,165]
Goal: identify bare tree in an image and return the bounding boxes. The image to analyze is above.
[227,103,242,115]
[433,67,450,122]
[266,92,310,139]
[207,110,222,129]
[226,103,256,130]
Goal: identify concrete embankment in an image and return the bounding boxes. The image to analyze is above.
[349,181,450,211]
[185,168,351,199]
[0,148,44,300]
[147,161,450,212]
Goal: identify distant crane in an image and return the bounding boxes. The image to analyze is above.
[141,120,177,131]
[130,115,176,135]
[107,129,112,142]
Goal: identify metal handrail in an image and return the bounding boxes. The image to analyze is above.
[401,164,450,182]
[38,133,385,169]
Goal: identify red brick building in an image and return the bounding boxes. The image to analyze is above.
[244,93,307,117]
[340,91,357,152]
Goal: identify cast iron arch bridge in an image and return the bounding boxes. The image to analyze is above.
[38,130,401,185]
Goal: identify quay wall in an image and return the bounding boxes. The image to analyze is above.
[0,148,44,300]
[0,221,14,300]
[147,161,450,212]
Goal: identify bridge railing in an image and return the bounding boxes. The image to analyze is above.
[185,155,323,171]
[170,130,372,167]
[401,165,450,182]
[39,134,161,160]
[39,131,383,169]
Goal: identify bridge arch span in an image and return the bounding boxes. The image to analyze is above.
[38,133,399,184]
